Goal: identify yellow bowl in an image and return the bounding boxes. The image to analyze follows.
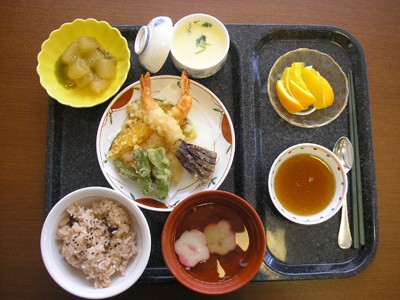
[37,18,130,108]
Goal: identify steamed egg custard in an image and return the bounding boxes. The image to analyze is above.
[173,21,227,68]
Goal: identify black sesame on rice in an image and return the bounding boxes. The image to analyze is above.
[56,198,138,288]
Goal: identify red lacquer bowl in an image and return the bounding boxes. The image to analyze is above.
[161,190,266,295]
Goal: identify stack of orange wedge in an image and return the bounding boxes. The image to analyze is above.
[276,62,334,114]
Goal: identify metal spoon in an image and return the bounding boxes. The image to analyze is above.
[333,136,354,249]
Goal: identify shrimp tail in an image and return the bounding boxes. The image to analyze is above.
[169,70,192,124]
[140,72,158,111]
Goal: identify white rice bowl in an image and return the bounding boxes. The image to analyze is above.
[41,187,151,299]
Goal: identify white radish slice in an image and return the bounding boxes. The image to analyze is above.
[94,58,116,79]
[67,57,90,80]
[89,78,109,93]
[61,42,80,64]
[78,36,99,53]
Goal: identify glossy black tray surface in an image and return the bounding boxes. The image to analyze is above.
[45,24,378,282]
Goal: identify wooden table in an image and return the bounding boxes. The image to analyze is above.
[1,0,399,299]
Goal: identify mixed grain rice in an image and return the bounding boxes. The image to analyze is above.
[57,198,137,288]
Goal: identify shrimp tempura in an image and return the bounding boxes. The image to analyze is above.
[140,73,185,145]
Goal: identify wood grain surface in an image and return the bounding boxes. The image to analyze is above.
[0,0,399,299]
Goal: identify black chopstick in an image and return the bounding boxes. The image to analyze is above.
[348,72,360,248]
[348,72,365,248]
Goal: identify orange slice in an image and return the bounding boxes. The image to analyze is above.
[289,79,316,108]
[281,67,292,95]
[302,66,334,109]
[321,76,334,107]
[276,80,305,114]
[302,66,324,108]
[290,62,310,91]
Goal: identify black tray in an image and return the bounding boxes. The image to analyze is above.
[45,24,378,282]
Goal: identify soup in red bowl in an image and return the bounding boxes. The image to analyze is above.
[161,190,266,295]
